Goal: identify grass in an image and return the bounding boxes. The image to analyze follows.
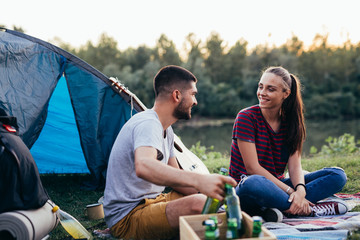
[41,174,105,239]
[301,152,360,195]
[43,146,360,239]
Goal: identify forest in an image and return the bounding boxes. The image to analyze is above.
[5,26,360,119]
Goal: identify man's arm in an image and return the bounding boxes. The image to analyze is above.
[167,155,199,195]
[134,146,236,201]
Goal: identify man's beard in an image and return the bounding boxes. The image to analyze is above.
[173,100,192,120]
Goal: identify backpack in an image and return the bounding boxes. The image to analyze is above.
[0,114,48,213]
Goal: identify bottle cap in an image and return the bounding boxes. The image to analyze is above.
[252,216,263,222]
[220,168,228,175]
[52,205,59,213]
[203,219,216,227]
[203,219,216,231]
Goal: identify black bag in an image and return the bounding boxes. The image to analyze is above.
[0,111,49,213]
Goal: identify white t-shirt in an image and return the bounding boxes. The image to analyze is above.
[103,109,175,228]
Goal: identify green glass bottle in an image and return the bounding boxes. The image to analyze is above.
[252,216,263,237]
[209,216,219,240]
[201,168,228,214]
[226,218,239,239]
[203,219,218,240]
[225,183,244,237]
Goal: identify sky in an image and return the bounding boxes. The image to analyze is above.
[2,0,360,51]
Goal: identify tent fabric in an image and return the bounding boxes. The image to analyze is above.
[0,28,141,187]
[30,76,88,173]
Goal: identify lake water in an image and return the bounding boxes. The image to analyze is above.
[173,119,360,156]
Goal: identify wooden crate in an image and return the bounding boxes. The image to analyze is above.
[180,212,276,240]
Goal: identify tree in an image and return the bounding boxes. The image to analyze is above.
[0,24,25,33]
[224,38,248,86]
[77,33,120,71]
[204,32,226,84]
[132,45,153,71]
[119,45,153,72]
[283,34,304,56]
[154,34,182,66]
[302,33,333,87]
[183,33,203,72]
[12,26,25,33]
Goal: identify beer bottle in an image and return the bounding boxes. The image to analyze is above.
[209,216,219,239]
[252,216,263,237]
[226,218,239,239]
[201,168,228,214]
[225,183,244,237]
[203,219,218,240]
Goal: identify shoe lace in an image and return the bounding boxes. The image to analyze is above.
[313,203,336,216]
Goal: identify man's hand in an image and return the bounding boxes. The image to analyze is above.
[195,174,237,201]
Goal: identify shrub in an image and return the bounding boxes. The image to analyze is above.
[190,141,230,173]
[313,133,360,156]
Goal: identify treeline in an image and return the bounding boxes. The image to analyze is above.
[8,24,360,119]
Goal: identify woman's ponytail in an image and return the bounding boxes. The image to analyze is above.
[282,74,306,155]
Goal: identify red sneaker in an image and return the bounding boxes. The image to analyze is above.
[311,200,348,216]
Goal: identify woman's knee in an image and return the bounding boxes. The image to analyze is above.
[236,175,269,195]
[325,167,347,188]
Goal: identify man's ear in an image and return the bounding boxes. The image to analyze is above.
[172,90,181,102]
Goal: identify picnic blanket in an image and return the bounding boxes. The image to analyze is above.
[0,200,59,240]
[264,193,360,240]
[334,192,360,211]
[264,212,360,239]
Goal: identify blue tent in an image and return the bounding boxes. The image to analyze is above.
[31,76,88,174]
[0,28,146,188]
[0,28,209,189]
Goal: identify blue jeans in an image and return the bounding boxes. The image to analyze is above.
[235,167,347,216]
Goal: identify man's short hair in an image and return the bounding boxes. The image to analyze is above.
[153,65,197,97]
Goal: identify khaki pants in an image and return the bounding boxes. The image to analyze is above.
[110,191,184,239]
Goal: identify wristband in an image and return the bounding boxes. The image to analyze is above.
[295,183,306,191]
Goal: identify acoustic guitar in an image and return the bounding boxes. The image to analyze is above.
[174,134,210,175]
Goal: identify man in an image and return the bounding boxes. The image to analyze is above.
[104,65,236,239]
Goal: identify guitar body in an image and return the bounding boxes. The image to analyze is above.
[173,134,210,175]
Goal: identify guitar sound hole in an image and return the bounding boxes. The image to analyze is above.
[174,142,183,153]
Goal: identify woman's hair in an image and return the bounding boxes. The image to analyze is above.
[153,65,197,98]
[264,66,306,155]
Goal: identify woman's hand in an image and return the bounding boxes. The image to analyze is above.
[285,189,314,216]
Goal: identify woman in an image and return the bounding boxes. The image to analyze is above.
[229,66,347,222]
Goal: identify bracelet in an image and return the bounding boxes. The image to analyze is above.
[295,183,307,191]
[286,186,291,194]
